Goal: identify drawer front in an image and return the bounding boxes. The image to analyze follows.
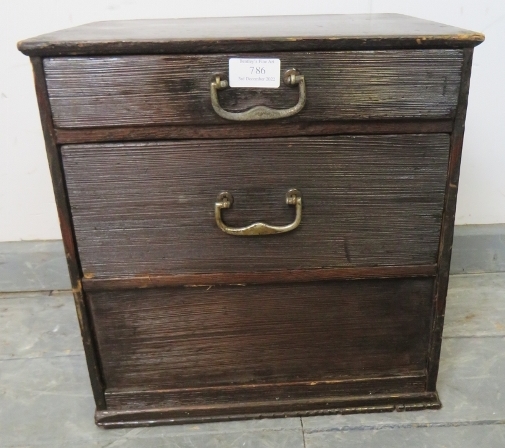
[44,50,463,128]
[62,134,449,279]
[88,278,433,391]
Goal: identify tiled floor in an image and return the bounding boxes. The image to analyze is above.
[1,242,504,447]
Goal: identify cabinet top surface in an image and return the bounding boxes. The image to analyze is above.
[18,14,483,56]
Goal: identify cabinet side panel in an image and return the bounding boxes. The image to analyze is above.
[30,57,106,409]
[427,48,475,390]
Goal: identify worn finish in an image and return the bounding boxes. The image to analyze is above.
[19,14,483,427]
[0,241,503,443]
[54,120,454,144]
[88,278,434,415]
[427,48,475,391]
[62,135,449,279]
[30,58,80,291]
[2,269,505,444]
[302,336,505,432]
[105,376,429,410]
[96,393,441,428]
[30,57,106,409]
[17,14,484,57]
[82,265,437,291]
[44,50,463,128]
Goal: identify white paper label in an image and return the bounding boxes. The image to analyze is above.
[229,58,281,88]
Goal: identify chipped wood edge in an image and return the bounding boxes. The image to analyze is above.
[94,392,441,428]
[18,34,485,57]
[82,265,437,291]
[54,120,455,144]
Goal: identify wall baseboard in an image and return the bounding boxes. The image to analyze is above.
[451,224,505,274]
[1,224,504,292]
[0,240,70,292]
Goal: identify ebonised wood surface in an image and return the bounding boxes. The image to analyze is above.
[105,375,428,411]
[87,278,434,390]
[18,13,484,427]
[427,48,475,390]
[18,14,484,56]
[54,120,454,144]
[62,134,450,278]
[82,265,437,290]
[44,50,463,128]
[30,57,106,408]
[95,391,441,428]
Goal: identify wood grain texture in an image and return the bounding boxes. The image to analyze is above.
[54,120,454,145]
[30,57,106,409]
[19,13,483,428]
[44,50,463,128]
[30,59,81,290]
[87,278,434,390]
[17,14,484,57]
[62,134,450,279]
[427,48,475,391]
[82,265,437,290]
[105,374,427,410]
[95,391,441,428]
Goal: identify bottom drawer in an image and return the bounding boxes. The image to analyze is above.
[88,277,434,416]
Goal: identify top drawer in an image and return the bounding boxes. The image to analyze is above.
[43,50,463,129]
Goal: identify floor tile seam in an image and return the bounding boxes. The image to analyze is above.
[301,418,505,434]
[3,422,504,447]
[126,427,304,438]
[300,417,307,448]
[1,428,304,448]
[451,271,505,277]
[0,352,85,362]
[443,335,505,339]
[0,290,72,298]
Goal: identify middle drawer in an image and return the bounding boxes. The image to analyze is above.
[61,134,449,279]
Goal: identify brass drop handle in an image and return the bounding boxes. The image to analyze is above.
[215,189,302,236]
[210,69,306,121]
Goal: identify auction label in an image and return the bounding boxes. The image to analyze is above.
[229,58,281,88]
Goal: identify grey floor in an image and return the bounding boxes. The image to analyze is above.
[1,241,505,447]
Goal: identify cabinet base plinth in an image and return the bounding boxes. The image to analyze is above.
[95,391,441,428]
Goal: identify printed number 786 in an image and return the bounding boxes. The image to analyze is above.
[250,67,266,74]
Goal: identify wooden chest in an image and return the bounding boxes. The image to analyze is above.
[18,14,484,428]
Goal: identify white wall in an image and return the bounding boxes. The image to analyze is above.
[1,0,504,241]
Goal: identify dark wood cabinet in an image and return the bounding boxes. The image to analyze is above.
[18,14,484,428]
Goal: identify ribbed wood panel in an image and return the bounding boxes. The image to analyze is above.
[44,50,463,128]
[105,374,427,410]
[62,134,449,278]
[88,278,433,390]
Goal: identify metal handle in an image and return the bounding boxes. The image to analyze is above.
[215,189,302,236]
[210,69,306,121]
